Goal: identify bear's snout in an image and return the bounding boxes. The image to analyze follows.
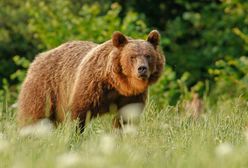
[137,65,149,79]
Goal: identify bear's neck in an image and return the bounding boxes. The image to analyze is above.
[109,72,148,97]
[77,41,113,79]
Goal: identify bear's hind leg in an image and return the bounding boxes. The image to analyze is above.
[17,79,54,127]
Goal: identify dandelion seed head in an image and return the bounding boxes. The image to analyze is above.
[0,139,9,151]
[215,142,233,157]
[0,132,6,140]
[0,132,9,152]
[56,152,81,168]
[99,134,115,155]
[244,127,248,143]
[160,123,171,130]
[122,125,138,135]
[12,160,26,168]
[118,103,144,123]
[19,118,54,137]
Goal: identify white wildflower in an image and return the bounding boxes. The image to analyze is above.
[215,142,233,157]
[19,118,54,137]
[122,125,138,135]
[99,134,115,155]
[0,132,6,139]
[0,140,9,152]
[10,102,18,110]
[0,132,9,152]
[118,103,144,124]
[160,123,171,130]
[244,127,248,143]
[12,161,26,168]
[56,152,81,168]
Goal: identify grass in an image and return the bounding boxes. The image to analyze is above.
[0,97,248,168]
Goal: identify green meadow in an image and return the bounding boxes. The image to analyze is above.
[0,97,248,168]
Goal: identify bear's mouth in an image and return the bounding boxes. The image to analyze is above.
[138,74,149,80]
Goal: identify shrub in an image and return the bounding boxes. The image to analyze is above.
[209,56,248,99]
[26,1,148,50]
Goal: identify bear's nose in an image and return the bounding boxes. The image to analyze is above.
[138,66,148,75]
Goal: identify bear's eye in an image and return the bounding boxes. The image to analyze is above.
[131,56,136,60]
[145,55,152,61]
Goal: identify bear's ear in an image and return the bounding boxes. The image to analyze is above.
[147,30,160,48]
[112,31,128,48]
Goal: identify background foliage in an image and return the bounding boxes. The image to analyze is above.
[0,0,248,105]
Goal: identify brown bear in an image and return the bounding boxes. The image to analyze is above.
[17,30,165,131]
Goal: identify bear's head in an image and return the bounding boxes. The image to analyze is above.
[109,30,165,96]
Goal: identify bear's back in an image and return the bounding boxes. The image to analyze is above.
[26,41,97,84]
[22,41,97,107]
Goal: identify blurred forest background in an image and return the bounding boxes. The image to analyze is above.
[0,0,248,107]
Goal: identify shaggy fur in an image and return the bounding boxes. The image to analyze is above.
[17,30,165,130]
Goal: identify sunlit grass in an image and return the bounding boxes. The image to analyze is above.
[0,97,248,168]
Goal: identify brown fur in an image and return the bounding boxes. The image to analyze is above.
[17,30,165,130]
